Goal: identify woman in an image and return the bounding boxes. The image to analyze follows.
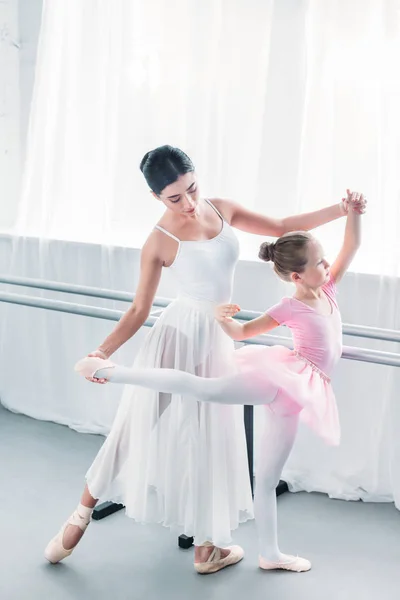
[45,145,350,573]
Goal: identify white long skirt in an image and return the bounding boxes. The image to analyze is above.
[86,297,254,546]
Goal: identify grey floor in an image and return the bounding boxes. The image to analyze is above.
[1,403,399,600]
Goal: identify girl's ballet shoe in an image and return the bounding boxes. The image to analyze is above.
[74,356,115,379]
[259,554,311,572]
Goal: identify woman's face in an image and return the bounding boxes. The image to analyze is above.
[155,172,200,217]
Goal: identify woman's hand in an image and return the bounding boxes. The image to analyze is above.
[347,190,367,214]
[85,349,109,384]
[342,189,367,215]
[214,303,241,322]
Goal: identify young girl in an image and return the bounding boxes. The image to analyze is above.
[75,191,365,573]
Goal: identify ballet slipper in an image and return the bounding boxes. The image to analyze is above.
[74,356,116,379]
[195,544,244,574]
[259,554,311,573]
[44,506,92,564]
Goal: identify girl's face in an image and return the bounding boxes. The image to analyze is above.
[154,172,200,217]
[292,238,330,289]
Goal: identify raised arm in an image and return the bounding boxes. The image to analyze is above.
[330,191,364,285]
[214,304,279,341]
[212,198,348,237]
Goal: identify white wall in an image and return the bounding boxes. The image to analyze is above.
[18,0,42,162]
[0,0,42,232]
[0,0,20,230]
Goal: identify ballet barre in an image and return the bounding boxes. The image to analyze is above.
[1,289,400,549]
[1,275,400,344]
[0,275,170,308]
[1,291,399,367]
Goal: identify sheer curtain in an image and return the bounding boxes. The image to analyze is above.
[0,0,20,231]
[16,0,276,247]
[1,0,400,509]
[12,0,400,273]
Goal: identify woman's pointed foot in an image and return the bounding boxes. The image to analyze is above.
[44,505,93,564]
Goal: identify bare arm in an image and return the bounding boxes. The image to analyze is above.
[215,304,279,341]
[330,193,364,285]
[97,234,163,358]
[212,198,346,237]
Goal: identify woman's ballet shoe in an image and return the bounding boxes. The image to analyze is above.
[195,545,244,574]
[44,508,92,564]
[74,356,115,379]
[259,554,311,572]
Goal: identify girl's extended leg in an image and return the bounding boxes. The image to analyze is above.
[77,359,279,406]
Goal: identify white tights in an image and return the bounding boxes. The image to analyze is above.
[254,411,299,560]
[96,365,278,405]
[96,364,300,560]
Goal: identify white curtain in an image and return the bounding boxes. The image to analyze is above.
[1,0,400,510]
[0,0,20,231]
[13,0,400,273]
[16,0,277,247]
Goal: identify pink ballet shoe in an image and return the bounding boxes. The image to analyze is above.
[195,545,244,574]
[259,554,311,572]
[44,508,92,564]
[74,356,115,379]
[259,554,311,573]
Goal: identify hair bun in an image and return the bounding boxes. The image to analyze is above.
[139,151,151,173]
[258,241,275,262]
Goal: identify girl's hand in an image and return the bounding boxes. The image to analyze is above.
[85,349,109,384]
[215,303,241,322]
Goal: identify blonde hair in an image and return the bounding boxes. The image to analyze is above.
[259,231,314,282]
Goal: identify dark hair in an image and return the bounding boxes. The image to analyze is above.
[258,232,313,282]
[139,145,195,195]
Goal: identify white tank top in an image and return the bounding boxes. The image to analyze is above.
[154,199,240,304]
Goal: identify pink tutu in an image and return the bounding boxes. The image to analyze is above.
[234,345,340,446]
